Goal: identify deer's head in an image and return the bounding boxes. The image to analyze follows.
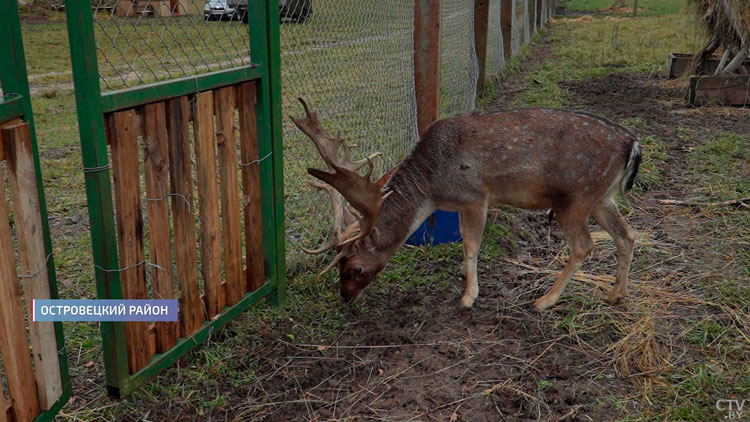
[291,98,391,302]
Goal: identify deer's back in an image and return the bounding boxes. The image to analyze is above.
[411,108,638,211]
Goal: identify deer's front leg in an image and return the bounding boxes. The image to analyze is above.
[458,201,488,308]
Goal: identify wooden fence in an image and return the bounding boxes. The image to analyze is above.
[103,82,266,374]
[0,120,65,422]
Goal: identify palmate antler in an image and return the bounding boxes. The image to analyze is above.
[292,98,390,273]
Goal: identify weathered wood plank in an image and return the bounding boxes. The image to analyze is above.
[166,96,203,335]
[0,118,23,162]
[215,86,243,306]
[109,109,150,373]
[0,385,7,422]
[193,91,222,319]
[238,82,265,291]
[690,74,750,106]
[141,102,178,353]
[0,167,40,422]
[2,123,63,410]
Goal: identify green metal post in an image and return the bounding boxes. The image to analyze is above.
[248,0,285,305]
[64,0,130,395]
[0,0,72,418]
[265,0,286,305]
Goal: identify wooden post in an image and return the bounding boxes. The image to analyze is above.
[193,91,222,319]
[414,0,441,135]
[632,0,638,17]
[0,158,41,422]
[536,0,542,28]
[109,109,150,374]
[238,82,265,292]
[166,96,202,336]
[474,0,490,96]
[501,0,513,61]
[215,86,243,307]
[141,103,178,354]
[2,123,63,409]
[529,0,536,34]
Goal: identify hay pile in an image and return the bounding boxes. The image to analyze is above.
[691,0,750,74]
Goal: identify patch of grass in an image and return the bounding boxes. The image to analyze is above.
[561,0,687,16]
[513,9,704,108]
[633,135,667,192]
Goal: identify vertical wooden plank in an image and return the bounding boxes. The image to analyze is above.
[238,83,266,292]
[109,109,150,374]
[0,383,7,422]
[141,103,178,353]
[0,170,40,422]
[528,0,536,34]
[166,97,202,335]
[215,86,243,306]
[414,0,441,136]
[501,0,513,61]
[2,123,63,410]
[193,91,222,319]
[474,0,490,96]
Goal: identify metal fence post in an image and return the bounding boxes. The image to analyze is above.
[474,0,490,96]
[64,0,130,396]
[501,0,513,61]
[414,0,441,135]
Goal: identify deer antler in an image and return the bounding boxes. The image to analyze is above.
[292,98,386,247]
[300,181,359,255]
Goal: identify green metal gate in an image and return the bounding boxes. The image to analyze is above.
[0,1,71,421]
[64,0,284,397]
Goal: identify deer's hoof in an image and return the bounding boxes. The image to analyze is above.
[460,295,475,308]
[606,290,626,304]
[534,295,557,311]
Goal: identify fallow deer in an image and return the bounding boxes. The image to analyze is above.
[292,98,641,310]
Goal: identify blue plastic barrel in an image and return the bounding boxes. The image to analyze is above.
[405,210,462,246]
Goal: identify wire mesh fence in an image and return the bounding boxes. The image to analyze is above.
[438,0,479,118]
[280,0,419,271]
[486,0,506,79]
[84,0,544,273]
[92,0,251,91]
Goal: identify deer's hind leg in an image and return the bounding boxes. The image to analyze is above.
[592,197,636,304]
[534,206,594,311]
[458,200,488,308]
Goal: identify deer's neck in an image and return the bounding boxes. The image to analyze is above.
[374,161,436,255]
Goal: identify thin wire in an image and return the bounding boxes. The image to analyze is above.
[83,162,112,173]
[18,253,54,280]
[239,151,273,167]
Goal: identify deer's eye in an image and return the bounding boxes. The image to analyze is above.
[353,266,363,276]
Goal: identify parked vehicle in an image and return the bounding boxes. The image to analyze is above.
[204,0,238,21]
[228,0,312,24]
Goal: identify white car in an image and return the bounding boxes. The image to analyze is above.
[203,0,237,21]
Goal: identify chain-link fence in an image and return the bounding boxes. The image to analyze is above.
[92,0,252,91]
[84,0,543,273]
[486,0,506,79]
[438,0,478,117]
[280,0,420,272]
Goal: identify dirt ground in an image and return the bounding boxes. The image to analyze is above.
[62,23,749,422]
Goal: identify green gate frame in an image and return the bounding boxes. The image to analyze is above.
[0,0,72,420]
[64,0,285,397]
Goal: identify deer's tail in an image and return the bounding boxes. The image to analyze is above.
[620,138,642,195]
